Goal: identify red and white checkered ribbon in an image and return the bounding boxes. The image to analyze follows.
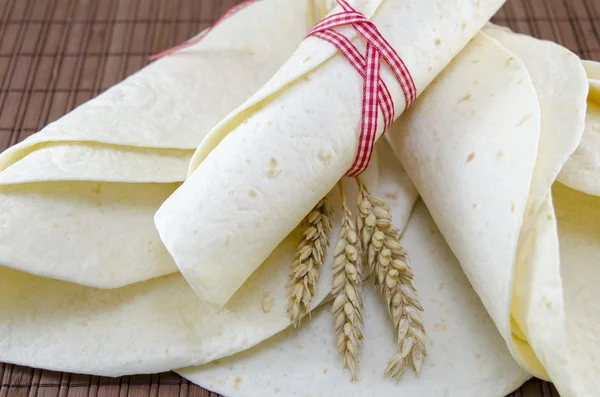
[149,0,416,177]
[308,0,416,176]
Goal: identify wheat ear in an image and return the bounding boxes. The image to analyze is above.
[332,181,364,381]
[356,177,428,379]
[287,198,333,327]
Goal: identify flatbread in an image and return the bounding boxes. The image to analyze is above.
[387,27,590,397]
[178,202,529,397]
[0,0,313,287]
[558,61,600,196]
[178,30,539,397]
[0,147,383,377]
[155,0,508,311]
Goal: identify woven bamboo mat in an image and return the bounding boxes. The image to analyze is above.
[0,0,598,396]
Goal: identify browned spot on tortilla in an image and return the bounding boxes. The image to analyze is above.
[384,192,397,200]
[496,150,504,161]
[428,65,433,71]
[267,158,281,178]
[471,59,480,64]
[472,203,477,209]
[323,368,328,374]
[267,121,272,126]
[474,80,479,85]
[246,158,251,164]
[546,301,553,309]
[92,184,102,194]
[547,215,552,220]
[511,201,516,213]
[461,21,467,31]
[505,57,515,68]
[302,75,311,82]
[232,377,242,390]
[303,56,312,63]
[434,38,442,47]
[224,235,231,248]
[458,94,472,103]
[248,189,257,197]
[434,320,448,331]
[317,150,333,166]
[438,282,445,291]
[517,114,533,127]
[471,110,477,118]
[242,47,255,56]
[466,152,476,162]
[475,353,481,360]
[489,92,496,97]
[518,78,524,84]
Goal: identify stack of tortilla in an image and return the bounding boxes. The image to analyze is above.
[0,0,597,396]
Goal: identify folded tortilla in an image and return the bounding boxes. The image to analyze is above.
[179,202,529,397]
[0,150,381,376]
[387,27,594,397]
[155,0,507,311]
[558,60,600,196]
[0,0,314,288]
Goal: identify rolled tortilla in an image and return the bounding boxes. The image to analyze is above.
[155,0,507,311]
[0,148,384,377]
[177,29,540,397]
[387,27,590,397]
[0,0,313,288]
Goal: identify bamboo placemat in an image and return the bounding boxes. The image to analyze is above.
[0,0,598,396]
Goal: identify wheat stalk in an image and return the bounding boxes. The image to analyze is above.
[356,177,428,379]
[287,198,333,327]
[307,0,316,27]
[332,180,364,381]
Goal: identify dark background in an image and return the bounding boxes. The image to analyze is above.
[0,0,598,395]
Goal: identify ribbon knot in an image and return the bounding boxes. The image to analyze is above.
[308,0,416,176]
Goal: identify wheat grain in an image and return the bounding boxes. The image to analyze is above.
[332,181,364,381]
[356,177,428,379]
[287,198,333,327]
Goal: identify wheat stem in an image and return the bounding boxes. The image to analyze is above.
[356,177,428,379]
[287,198,333,327]
[332,180,364,381]
[307,0,316,28]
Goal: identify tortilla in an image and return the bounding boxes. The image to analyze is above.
[558,61,600,196]
[551,182,600,396]
[178,203,529,397]
[175,30,541,397]
[0,0,314,287]
[0,148,384,376]
[387,27,589,397]
[155,0,507,311]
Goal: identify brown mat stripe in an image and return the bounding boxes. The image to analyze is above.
[0,0,597,396]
